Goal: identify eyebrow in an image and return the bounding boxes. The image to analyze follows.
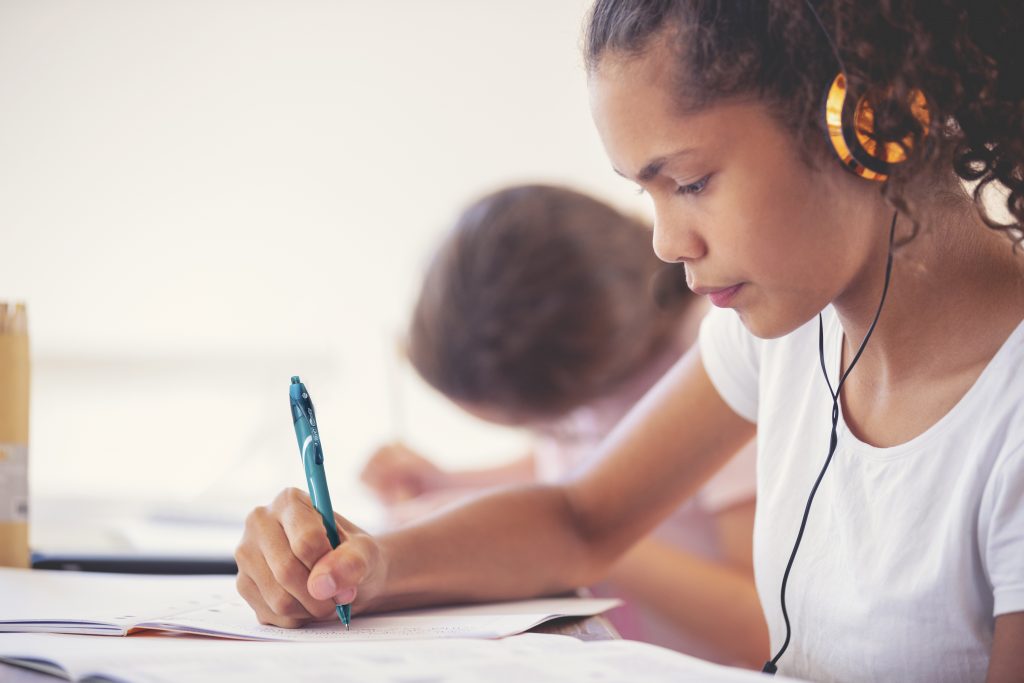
[613,148,697,183]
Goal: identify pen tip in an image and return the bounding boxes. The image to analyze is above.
[336,604,350,630]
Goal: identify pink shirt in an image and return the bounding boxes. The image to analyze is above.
[531,334,757,661]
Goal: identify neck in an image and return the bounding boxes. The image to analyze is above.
[832,183,1024,386]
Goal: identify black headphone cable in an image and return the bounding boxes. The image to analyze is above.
[762,210,898,675]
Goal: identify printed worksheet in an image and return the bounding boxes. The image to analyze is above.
[151,595,621,641]
[0,568,619,641]
[0,632,812,683]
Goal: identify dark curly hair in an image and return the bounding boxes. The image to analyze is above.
[407,185,695,419]
[584,0,1024,244]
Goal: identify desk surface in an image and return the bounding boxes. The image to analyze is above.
[0,613,620,682]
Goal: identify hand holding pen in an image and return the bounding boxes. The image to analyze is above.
[288,376,351,628]
[233,379,385,629]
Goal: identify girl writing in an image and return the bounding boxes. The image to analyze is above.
[235,2,1024,680]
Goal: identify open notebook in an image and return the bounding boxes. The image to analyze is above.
[0,630,811,683]
[0,568,620,641]
[0,632,812,683]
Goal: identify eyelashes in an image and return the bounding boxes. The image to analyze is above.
[632,173,713,197]
[676,174,711,196]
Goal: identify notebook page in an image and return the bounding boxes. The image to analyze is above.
[0,569,619,641]
[146,596,622,641]
[0,569,234,635]
[0,632,811,683]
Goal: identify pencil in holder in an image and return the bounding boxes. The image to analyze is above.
[0,302,30,568]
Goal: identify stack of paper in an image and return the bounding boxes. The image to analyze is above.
[0,568,619,641]
[0,632,808,683]
[0,568,811,682]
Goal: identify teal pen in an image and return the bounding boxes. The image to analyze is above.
[289,376,351,629]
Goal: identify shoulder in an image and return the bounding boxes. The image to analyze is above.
[698,306,831,424]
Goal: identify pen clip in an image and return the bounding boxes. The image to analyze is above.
[303,392,319,432]
[292,396,324,466]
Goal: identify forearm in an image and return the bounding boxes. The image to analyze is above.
[362,352,756,614]
[269,353,757,631]
[361,482,599,613]
[987,612,1024,683]
[606,539,768,667]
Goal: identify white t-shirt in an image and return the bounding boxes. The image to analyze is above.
[700,305,1024,683]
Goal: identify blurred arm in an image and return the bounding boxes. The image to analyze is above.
[603,499,768,667]
[987,612,1024,683]
[356,349,757,612]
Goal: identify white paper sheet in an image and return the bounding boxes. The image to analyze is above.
[0,570,235,635]
[0,632,810,683]
[0,568,619,641]
[156,595,620,641]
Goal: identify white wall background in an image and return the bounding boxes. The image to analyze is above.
[0,0,652,540]
[5,2,1013,549]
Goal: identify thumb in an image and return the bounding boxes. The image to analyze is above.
[307,540,371,602]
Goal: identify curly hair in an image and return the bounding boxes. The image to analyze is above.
[407,185,695,419]
[584,0,1024,244]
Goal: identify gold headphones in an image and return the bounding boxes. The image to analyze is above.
[823,72,930,182]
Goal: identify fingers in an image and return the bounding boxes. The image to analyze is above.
[362,446,416,504]
[308,532,379,605]
[275,490,333,570]
[258,525,337,619]
[361,442,443,503]
[236,506,313,627]
[234,489,339,627]
[360,447,399,499]
[234,486,383,628]
[359,446,392,486]
[235,566,305,629]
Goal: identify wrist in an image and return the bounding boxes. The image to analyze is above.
[355,527,439,615]
[353,531,393,615]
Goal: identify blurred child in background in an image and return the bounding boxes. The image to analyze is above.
[360,184,765,664]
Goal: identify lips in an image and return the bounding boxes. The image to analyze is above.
[692,283,744,308]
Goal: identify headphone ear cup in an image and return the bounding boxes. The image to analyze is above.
[823,73,929,182]
[824,73,891,181]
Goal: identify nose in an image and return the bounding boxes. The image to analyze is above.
[651,202,706,264]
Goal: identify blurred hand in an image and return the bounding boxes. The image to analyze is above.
[360,442,448,504]
[235,487,385,628]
